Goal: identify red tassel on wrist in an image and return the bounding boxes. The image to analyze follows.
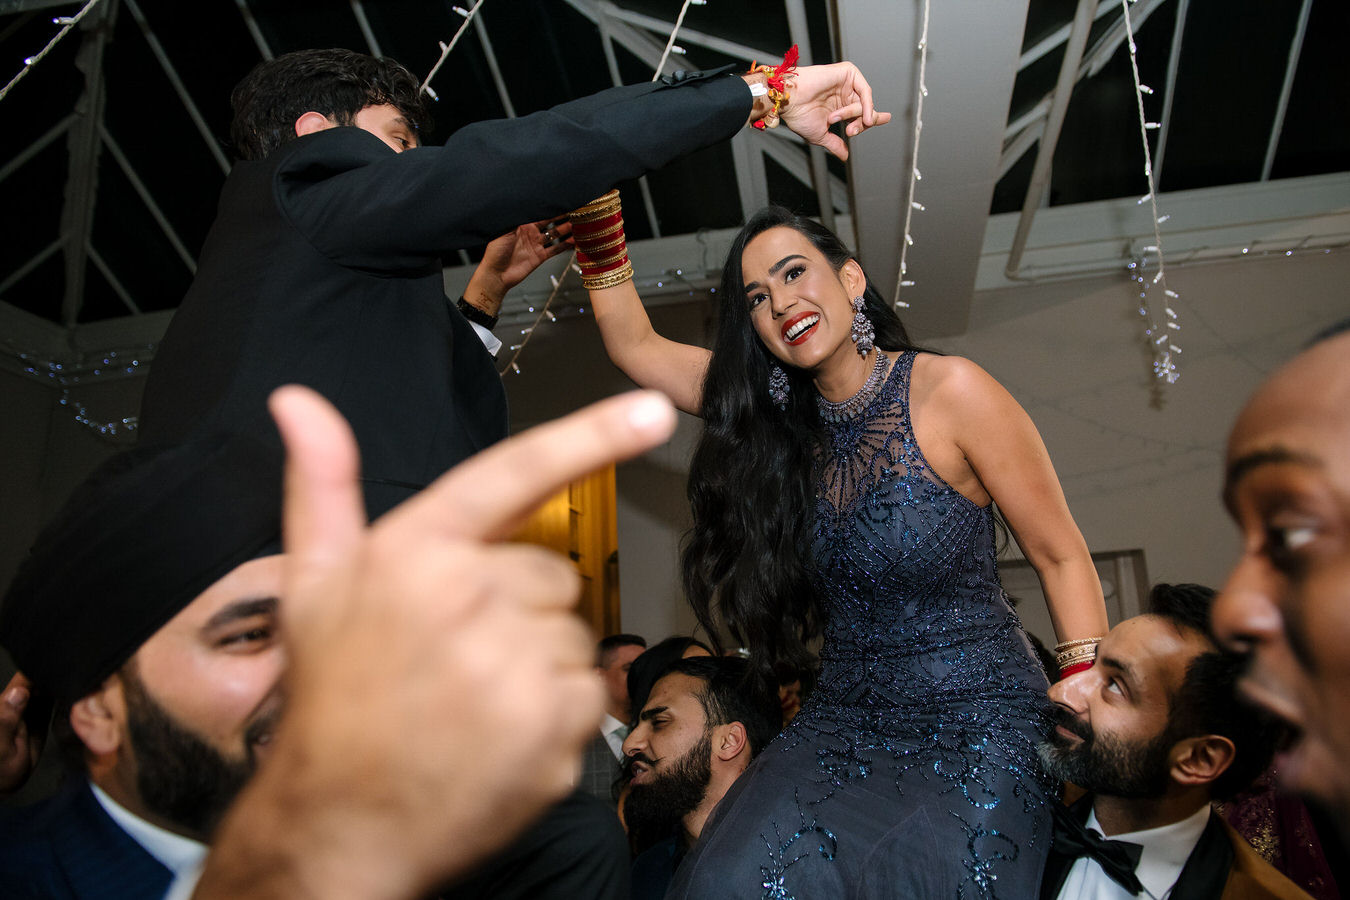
[748,45,799,130]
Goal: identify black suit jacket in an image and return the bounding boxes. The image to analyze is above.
[0,780,173,900]
[140,72,751,516]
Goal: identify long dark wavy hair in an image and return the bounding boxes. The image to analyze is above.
[682,207,919,678]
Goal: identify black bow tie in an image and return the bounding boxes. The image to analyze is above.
[1051,802,1145,895]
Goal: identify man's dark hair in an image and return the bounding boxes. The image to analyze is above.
[596,633,646,668]
[1149,582,1284,800]
[229,49,431,161]
[662,656,781,757]
[626,636,712,722]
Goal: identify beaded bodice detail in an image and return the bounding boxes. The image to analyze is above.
[806,351,1039,713]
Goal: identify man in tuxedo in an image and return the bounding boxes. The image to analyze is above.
[1038,583,1307,899]
[579,633,646,807]
[0,395,665,898]
[623,655,781,900]
[1211,322,1350,839]
[135,48,889,517]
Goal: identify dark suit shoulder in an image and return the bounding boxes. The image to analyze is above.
[0,781,173,900]
[1221,818,1314,900]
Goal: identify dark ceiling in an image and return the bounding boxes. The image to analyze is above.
[0,0,1346,327]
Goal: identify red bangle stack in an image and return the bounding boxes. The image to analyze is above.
[568,190,633,290]
[1058,660,1094,680]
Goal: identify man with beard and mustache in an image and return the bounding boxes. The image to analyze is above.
[0,433,290,899]
[1038,583,1307,900]
[0,400,640,899]
[622,655,780,900]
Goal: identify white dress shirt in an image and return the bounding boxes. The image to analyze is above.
[1055,803,1212,900]
[469,320,502,357]
[90,782,207,899]
[601,713,628,761]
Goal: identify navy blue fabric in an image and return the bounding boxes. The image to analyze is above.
[0,780,172,900]
[669,352,1055,899]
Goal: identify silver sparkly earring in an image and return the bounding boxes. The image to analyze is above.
[850,295,875,356]
[768,363,790,410]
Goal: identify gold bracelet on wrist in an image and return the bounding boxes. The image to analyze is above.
[579,261,634,290]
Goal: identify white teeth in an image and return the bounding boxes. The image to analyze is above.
[785,314,819,341]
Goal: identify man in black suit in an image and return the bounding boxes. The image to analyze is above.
[1038,584,1307,900]
[136,48,889,516]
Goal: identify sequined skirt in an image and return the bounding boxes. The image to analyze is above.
[666,665,1054,899]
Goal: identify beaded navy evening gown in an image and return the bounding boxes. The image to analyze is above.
[668,351,1055,899]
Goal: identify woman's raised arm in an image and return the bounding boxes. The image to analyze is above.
[570,191,709,416]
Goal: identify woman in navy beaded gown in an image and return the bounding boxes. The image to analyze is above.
[576,203,1108,898]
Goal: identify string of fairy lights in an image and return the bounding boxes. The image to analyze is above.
[1119,0,1181,384]
[0,0,105,104]
[891,0,930,310]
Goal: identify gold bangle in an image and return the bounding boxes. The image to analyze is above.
[570,190,623,221]
[1055,648,1097,669]
[575,232,628,256]
[580,262,634,291]
[1054,638,1101,652]
[574,220,625,240]
[580,247,630,268]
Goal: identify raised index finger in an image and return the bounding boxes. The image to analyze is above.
[385,391,677,542]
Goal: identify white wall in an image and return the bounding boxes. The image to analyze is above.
[928,249,1350,591]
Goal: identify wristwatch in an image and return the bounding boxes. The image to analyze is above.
[456,297,499,331]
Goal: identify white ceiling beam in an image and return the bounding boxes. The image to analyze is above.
[1262,0,1313,182]
[595,1,778,65]
[840,0,1029,338]
[1018,0,1116,71]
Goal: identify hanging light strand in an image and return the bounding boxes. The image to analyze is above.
[421,0,487,98]
[1120,0,1181,384]
[0,0,107,105]
[892,0,930,310]
[6,341,152,441]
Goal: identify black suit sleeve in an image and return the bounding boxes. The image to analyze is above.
[275,72,752,274]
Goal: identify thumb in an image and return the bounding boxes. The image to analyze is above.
[268,386,368,614]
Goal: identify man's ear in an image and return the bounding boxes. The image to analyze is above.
[714,722,749,763]
[69,674,127,758]
[1169,734,1236,788]
[294,111,336,139]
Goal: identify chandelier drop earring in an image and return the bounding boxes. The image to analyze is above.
[768,363,790,411]
[850,295,875,357]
